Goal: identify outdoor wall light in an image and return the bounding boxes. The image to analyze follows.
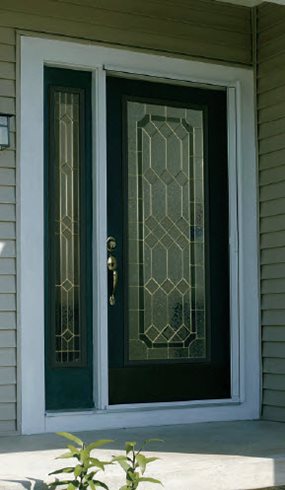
[0,114,11,150]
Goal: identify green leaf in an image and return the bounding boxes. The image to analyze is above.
[112,455,130,472]
[79,449,89,464]
[57,432,84,447]
[89,481,96,490]
[86,471,96,479]
[56,452,74,460]
[88,457,106,471]
[138,477,162,485]
[125,468,138,483]
[145,457,159,463]
[118,486,129,490]
[92,480,109,490]
[74,464,83,478]
[86,440,113,452]
[48,480,77,487]
[67,445,80,455]
[89,459,113,468]
[49,467,75,475]
[136,454,147,475]
[67,483,79,490]
[125,441,136,454]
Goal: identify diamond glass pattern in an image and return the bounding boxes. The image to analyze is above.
[54,91,81,365]
[127,101,206,362]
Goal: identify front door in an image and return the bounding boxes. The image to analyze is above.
[107,76,230,405]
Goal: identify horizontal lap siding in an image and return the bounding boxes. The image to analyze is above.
[0,1,252,433]
[0,26,16,433]
[0,0,252,65]
[258,3,285,422]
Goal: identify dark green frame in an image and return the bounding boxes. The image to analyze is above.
[107,76,230,404]
[44,67,93,410]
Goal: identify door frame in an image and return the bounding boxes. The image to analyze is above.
[18,35,259,434]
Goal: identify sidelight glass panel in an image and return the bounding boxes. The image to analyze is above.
[52,90,82,365]
[127,101,206,362]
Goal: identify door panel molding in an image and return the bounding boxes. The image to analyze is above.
[19,35,259,434]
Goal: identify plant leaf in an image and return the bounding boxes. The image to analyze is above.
[145,457,159,464]
[67,445,80,456]
[88,457,106,471]
[49,467,75,475]
[67,483,79,490]
[138,477,162,485]
[79,449,89,464]
[92,480,109,490]
[112,455,130,472]
[57,432,84,447]
[48,480,77,487]
[74,464,83,478]
[89,481,96,490]
[86,471,96,479]
[55,452,74,460]
[125,441,136,454]
[86,440,113,452]
[127,470,139,482]
[136,454,147,475]
[119,486,129,490]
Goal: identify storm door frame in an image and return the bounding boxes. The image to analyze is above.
[19,35,260,434]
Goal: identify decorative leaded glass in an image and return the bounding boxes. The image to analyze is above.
[127,101,206,362]
[53,90,82,365]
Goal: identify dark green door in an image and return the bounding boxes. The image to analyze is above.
[107,76,230,404]
[44,68,93,410]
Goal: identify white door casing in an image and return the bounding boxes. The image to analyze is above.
[18,35,259,434]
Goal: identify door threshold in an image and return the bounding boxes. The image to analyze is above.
[45,397,240,417]
[41,399,255,434]
[108,398,240,411]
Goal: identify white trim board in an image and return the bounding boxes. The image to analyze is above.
[19,36,260,435]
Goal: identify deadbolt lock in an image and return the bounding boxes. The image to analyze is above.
[107,236,117,252]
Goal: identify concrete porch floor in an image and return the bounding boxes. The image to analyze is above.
[1,421,285,490]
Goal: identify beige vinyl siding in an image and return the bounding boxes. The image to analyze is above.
[0,1,252,432]
[0,0,252,65]
[0,25,16,433]
[258,3,285,422]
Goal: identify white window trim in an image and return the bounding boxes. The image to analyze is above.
[18,35,260,435]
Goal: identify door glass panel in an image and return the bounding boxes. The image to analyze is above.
[52,90,82,366]
[127,101,205,362]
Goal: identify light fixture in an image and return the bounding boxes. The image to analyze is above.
[0,114,11,150]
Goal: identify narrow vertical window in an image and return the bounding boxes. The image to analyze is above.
[53,89,82,365]
[45,68,93,410]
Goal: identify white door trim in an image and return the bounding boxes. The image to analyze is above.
[19,35,259,435]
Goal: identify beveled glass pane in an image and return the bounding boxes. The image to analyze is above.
[53,90,81,365]
[127,101,206,362]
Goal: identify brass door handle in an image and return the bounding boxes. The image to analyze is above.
[107,254,118,306]
[109,269,118,306]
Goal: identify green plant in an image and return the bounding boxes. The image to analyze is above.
[47,433,163,490]
[48,432,113,490]
[112,439,163,490]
